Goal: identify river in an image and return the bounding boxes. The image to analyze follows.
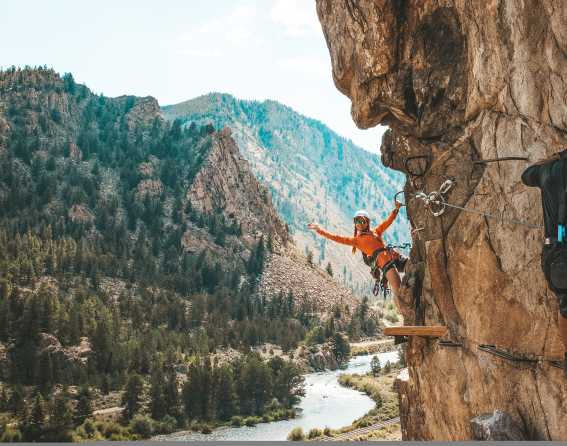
[159,350,399,441]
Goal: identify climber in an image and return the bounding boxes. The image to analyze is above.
[307,202,406,298]
[521,149,567,376]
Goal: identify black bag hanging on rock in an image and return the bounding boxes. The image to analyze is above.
[544,161,567,291]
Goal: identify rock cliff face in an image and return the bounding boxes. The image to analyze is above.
[186,126,358,312]
[317,0,567,440]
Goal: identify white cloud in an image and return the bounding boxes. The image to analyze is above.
[179,3,259,50]
[270,0,321,37]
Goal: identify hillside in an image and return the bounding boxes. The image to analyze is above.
[162,94,409,295]
[0,67,379,441]
[317,0,567,440]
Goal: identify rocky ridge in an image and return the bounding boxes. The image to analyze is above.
[317,0,567,440]
[162,94,409,295]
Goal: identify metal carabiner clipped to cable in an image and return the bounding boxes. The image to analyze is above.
[427,191,447,217]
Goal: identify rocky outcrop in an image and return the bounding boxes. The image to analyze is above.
[187,127,289,248]
[471,410,526,441]
[258,247,357,311]
[317,0,567,440]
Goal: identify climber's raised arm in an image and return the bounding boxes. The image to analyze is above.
[308,223,356,247]
[373,201,402,236]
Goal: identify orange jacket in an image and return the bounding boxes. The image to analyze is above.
[316,208,400,268]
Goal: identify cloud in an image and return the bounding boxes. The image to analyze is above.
[270,0,321,37]
[179,3,259,52]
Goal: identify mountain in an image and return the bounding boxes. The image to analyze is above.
[161,93,409,295]
[0,67,378,426]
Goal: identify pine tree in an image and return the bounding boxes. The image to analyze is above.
[164,367,180,419]
[325,262,333,277]
[74,385,93,426]
[215,365,236,420]
[46,394,74,441]
[121,373,144,421]
[150,366,166,420]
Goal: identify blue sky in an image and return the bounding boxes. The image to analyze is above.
[1,0,387,153]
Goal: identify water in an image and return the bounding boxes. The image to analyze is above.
[161,350,399,441]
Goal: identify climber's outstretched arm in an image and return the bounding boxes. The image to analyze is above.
[373,203,401,236]
[307,223,356,247]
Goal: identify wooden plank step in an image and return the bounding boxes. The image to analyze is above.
[384,326,448,338]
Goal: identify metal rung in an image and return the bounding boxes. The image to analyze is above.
[438,340,462,348]
[549,360,564,370]
[478,344,538,363]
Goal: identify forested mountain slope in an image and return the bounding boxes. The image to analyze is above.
[162,94,409,294]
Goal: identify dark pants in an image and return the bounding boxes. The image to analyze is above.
[542,244,567,317]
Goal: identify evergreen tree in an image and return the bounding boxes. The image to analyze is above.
[121,373,144,421]
[370,356,382,376]
[164,367,180,419]
[215,365,236,420]
[325,262,333,277]
[23,393,46,441]
[331,332,350,365]
[74,385,93,426]
[46,394,74,441]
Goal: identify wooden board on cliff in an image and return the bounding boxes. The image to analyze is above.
[384,326,448,338]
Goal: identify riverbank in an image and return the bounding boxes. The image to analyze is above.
[349,338,396,356]
[154,351,398,441]
[294,364,402,441]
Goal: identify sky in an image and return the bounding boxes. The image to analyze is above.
[1,0,387,154]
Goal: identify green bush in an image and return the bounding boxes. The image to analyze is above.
[0,427,22,442]
[308,428,323,439]
[244,416,257,427]
[230,416,243,427]
[155,415,177,434]
[101,421,129,439]
[287,427,305,441]
[201,424,212,434]
[130,414,154,439]
[262,414,274,423]
[323,426,332,437]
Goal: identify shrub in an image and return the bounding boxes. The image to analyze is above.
[201,424,212,434]
[287,427,305,441]
[130,414,154,439]
[323,426,332,437]
[308,428,323,439]
[230,416,243,427]
[244,417,257,427]
[155,415,177,434]
[0,427,23,442]
[262,414,274,423]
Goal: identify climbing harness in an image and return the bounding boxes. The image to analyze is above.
[365,243,411,297]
